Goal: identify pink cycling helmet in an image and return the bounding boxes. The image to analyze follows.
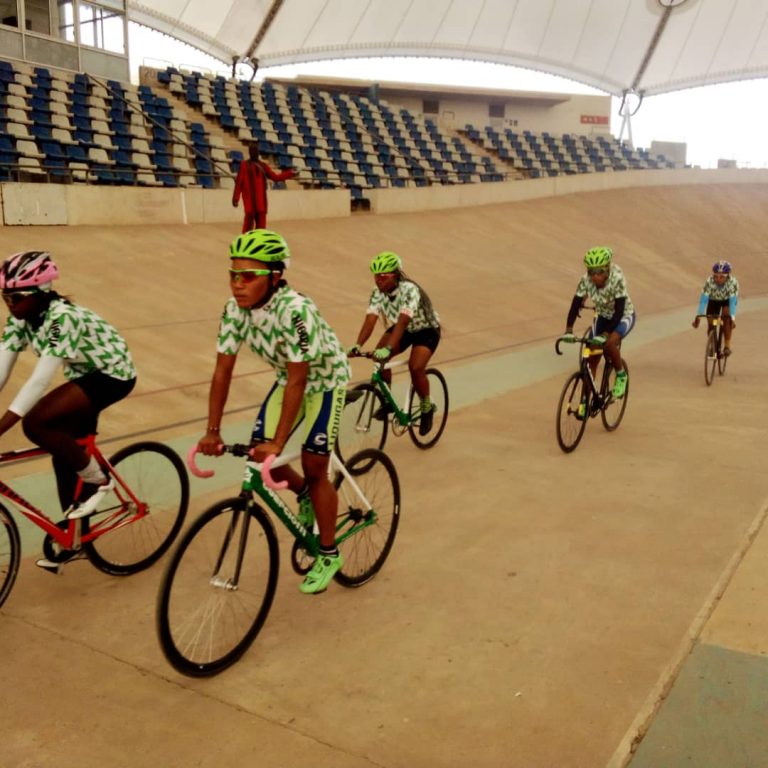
[0,251,59,290]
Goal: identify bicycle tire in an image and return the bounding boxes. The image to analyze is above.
[600,359,629,432]
[157,497,279,677]
[705,329,717,385]
[334,448,400,587]
[83,441,189,576]
[556,371,588,453]
[407,368,449,449]
[0,504,21,609]
[335,382,388,465]
[717,326,728,376]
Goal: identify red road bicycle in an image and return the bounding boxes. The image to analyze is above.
[0,435,189,609]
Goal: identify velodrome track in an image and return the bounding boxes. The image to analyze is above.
[1,183,767,767]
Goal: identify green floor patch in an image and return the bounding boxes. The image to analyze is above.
[630,641,768,768]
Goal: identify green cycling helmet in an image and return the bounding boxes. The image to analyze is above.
[370,251,402,274]
[584,246,612,269]
[229,229,290,264]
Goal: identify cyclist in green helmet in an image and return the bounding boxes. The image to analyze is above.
[197,229,351,595]
[560,246,635,400]
[349,251,441,435]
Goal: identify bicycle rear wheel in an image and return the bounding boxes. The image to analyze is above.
[705,330,717,385]
[84,441,189,575]
[157,497,279,677]
[600,360,629,432]
[335,383,388,464]
[408,368,449,449]
[717,327,728,375]
[334,448,400,587]
[0,504,21,609]
[556,371,588,453]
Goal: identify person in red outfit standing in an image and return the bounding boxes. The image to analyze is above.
[232,143,295,232]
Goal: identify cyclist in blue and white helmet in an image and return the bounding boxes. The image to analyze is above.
[693,260,740,355]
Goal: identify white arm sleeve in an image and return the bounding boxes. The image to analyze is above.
[0,349,19,391]
[8,355,63,417]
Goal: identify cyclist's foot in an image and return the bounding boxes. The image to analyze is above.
[296,489,315,528]
[35,550,83,573]
[612,370,628,399]
[575,398,587,420]
[299,551,344,594]
[372,403,393,421]
[418,405,435,435]
[66,477,115,519]
[723,347,732,357]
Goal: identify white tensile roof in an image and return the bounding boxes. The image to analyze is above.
[127,0,768,97]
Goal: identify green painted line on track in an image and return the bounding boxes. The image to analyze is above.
[8,297,768,553]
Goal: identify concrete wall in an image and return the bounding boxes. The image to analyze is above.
[0,183,351,226]
[366,167,768,214]
[3,168,768,226]
[394,92,611,137]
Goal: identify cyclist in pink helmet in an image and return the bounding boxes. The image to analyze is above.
[0,251,137,546]
[692,260,739,356]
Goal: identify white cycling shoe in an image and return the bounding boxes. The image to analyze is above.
[65,477,115,519]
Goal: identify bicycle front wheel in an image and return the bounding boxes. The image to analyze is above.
[335,383,388,464]
[84,441,189,576]
[600,360,629,431]
[157,498,279,677]
[334,448,400,587]
[0,504,21,609]
[705,330,717,385]
[408,368,449,449]
[556,371,588,453]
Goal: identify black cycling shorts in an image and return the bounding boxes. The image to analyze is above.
[388,325,441,354]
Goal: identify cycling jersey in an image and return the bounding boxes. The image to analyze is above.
[216,284,350,393]
[367,280,440,332]
[697,275,739,317]
[0,298,136,381]
[575,264,635,319]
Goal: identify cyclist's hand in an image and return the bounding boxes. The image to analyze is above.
[590,334,607,346]
[692,316,700,329]
[559,332,577,344]
[249,441,283,462]
[347,343,361,357]
[373,346,392,361]
[198,432,224,456]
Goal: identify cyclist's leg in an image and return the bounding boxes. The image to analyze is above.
[23,375,134,510]
[406,328,440,399]
[721,307,734,351]
[250,382,305,492]
[599,314,635,398]
[374,326,396,387]
[299,388,346,593]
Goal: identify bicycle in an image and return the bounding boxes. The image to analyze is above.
[554,333,629,453]
[0,435,189,609]
[156,442,401,677]
[698,314,730,386]
[336,352,449,463]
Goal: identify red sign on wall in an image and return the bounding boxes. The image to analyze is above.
[581,115,609,125]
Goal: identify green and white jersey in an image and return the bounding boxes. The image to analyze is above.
[701,274,739,301]
[0,298,136,381]
[216,285,350,393]
[367,279,440,331]
[575,264,634,319]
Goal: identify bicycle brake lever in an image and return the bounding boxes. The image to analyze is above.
[260,454,289,490]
